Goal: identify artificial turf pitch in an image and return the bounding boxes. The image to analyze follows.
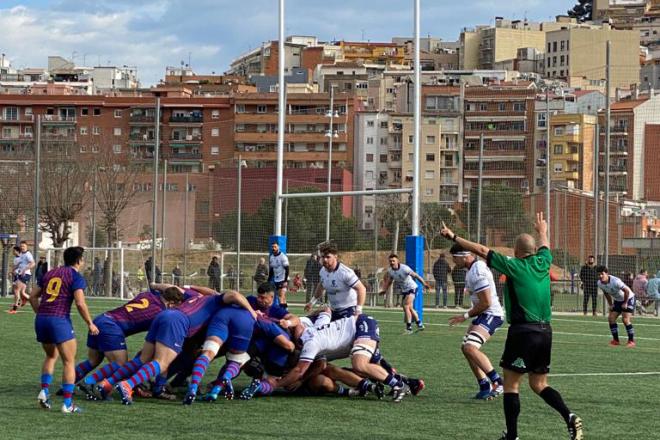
[1,298,658,440]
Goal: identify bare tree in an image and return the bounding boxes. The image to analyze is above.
[94,152,140,296]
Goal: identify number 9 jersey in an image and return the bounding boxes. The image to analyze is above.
[37,266,87,318]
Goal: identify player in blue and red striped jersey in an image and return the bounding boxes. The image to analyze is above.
[74,285,187,398]
[115,288,256,405]
[29,246,98,414]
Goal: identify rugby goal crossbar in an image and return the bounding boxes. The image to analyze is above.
[278,187,412,199]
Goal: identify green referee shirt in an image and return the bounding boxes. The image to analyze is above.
[486,246,553,325]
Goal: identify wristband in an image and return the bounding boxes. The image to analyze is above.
[356,305,363,313]
[463,312,470,320]
[183,285,191,290]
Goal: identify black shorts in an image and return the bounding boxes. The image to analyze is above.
[500,323,552,374]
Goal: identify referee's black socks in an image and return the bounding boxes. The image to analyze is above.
[539,386,571,423]
[503,393,520,439]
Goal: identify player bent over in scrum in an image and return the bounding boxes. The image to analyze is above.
[448,244,505,400]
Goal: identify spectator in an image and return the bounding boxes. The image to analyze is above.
[207,256,221,291]
[290,273,303,293]
[354,265,363,280]
[34,255,48,287]
[622,271,634,290]
[492,267,505,304]
[579,255,598,316]
[227,265,236,290]
[136,267,145,291]
[172,264,183,287]
[253,257,269,287]
[93,257,104,296]
[646,270,660,316]
[303,253,321,303]
[451,264,467,308]
[432,254,449,308]
[633,269,649,314]
[144,256,162,284]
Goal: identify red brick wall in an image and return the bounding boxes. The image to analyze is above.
[644,124,660,200]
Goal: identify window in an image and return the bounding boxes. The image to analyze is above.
[91,144,99,153]
[560,55,564,66]
[114,109,122,118]
[380,121,388,129]
[236,104,246,113]
[380,137,387,145]
[513,102,525,112]
[408,135,413,144]
[466,103,475,112]
[257,105,267,113]
[113,127,122,136]
[479,103,488,111]
[211,146,219,155]
[211,128,219,137]
[445,154,454,167]
[554,163,563,173]
[547,42,551,53]
[24,126,33,136]
[560,41,565,51]
[366,137,374,144]
[93,108,101,116]
[424,170,435,179]
[24,107,32,116]
[366,153,374,162]
[553,144,563,155]
[552,56,557,67]
[80,127,88,135]
[498,103,506,112]
[93,126,101,135]
[366,120,375,128]
[537,113,546,128]
[81,108,89,116]
[425,188,434,196]
[379,154,387,163]
[426,153,435,162]
[552,41,557,52]
[3,107,17,120]
[113,144,121,154]
[212,110,220,119]
[554,127,564,136]
[79,145,87,153]
[426,135,436,144]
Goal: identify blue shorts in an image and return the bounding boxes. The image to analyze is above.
[612,297,635,314]
[331,306,356,321]
[206,307,255,352]
[35,315,75,344]
[355,314,380,342]
[15,273,31,284]
[472,313,504,336]
[87,315,127,352]
[400,288,418,297]
[145,310,189,354]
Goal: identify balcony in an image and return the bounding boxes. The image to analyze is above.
[389,143,402,151]
[129,134,158,143]
[556,152,579,162]
[598,165,628,175]
[0,114,34,123]
[611,126,628,135]
[169,134,203,143]
[41,115,76,124]
[169,115,203,124]
[0,134,33,141]
[42,133,77,142]
[163,151,202,160]
[129,113,158,124]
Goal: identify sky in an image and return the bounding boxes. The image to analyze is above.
[0,0,577,86]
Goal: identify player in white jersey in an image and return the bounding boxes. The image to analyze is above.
[379,254,430,334]
[447,243,505,400]
[272,315,411,402]
[596,266,636,347]
[10,241,35,314]
[269,242,290,308]
[306,242,366,320]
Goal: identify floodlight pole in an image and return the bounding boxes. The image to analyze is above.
[33,115,41,256]
[150,97,161,283]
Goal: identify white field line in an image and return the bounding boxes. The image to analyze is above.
[550,371,660,377]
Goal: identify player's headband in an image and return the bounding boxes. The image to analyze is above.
[451,251,470,257]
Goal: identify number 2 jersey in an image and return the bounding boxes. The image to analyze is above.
[103,290,175,336]
[37,266,87,318]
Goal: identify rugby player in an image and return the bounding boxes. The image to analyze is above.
[269,242,290,308]
[379,254,429,334]
[596,266,636,347]
[10,241,35,314]
[29,246,98,413]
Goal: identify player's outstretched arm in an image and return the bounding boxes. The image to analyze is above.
[29,285,42,313]
[440,222,490,259]
[222,290,257,319]
[355,280,366,310]
[305,283,325,312]
[187,285,218,296]
[273,334,295,352]
[275,360,311,389]
[534,212,549,249]
[74,289,99,335]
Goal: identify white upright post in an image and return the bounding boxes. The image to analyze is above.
[119,245,125,300]
[274,0,286,236]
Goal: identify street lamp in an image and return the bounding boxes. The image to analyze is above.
[325,85,338,242]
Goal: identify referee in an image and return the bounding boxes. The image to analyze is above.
[441,213,583,440]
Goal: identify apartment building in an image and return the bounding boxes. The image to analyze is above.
[0,94,232,173]
[545,23,640,96]
[460,17,567,70]
[228,38,314,77]
[231,92,357,169]
[598,93,660,200]
[462,83,536,193]
[354,112,390,229]
[549,113,597,191]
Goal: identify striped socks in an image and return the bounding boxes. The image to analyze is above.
[62,383,75,408]
[108,356,143,386]
[220,360,241,381]
[259,380,273,395]
[41,373,52,395]
[85,362,120,385]
[125,361,161,389]
[188,355,211,395]
[74,360,94,383]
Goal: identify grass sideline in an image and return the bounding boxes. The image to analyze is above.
[0,298,658,440]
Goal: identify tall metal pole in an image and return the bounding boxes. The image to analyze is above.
[183,173,189,284]
[545,88,551,246]
[411,0,421,236]
[593,125,600,261]
[604,41,611,267]
[33,115,41,256]
[477,133,484,243]
[274,0,285,236]
[91,166,97,264]
[160,159,167,273]
[236,156,242,292]
[325,86,335,242]
[150,97,161,282]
